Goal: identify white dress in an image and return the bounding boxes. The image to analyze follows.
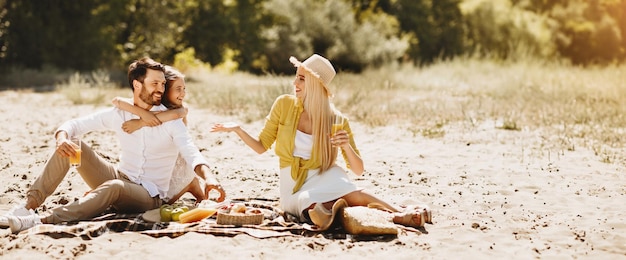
[279,130,361,221]
[166,154,195,201]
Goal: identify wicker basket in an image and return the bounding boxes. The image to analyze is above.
[216,212,263,226]
[341,206,398,235]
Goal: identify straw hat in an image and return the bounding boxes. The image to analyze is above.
[307,198,348,231]
[142,208,162,223]
[289,54,336,96]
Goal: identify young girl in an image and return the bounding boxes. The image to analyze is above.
[112,65,204,204]
[211,54,431,229]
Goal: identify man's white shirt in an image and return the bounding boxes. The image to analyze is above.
[56,102,208,199]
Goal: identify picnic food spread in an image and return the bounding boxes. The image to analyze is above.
[159,204,189,222]
[150,201,265,225]
[216,202,264,226]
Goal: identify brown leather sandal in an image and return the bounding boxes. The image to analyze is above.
[368,203,432,226]
[393,210,426,228]
[402,205,432,224]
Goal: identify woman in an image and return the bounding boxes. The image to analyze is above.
[112,65,204,204]
[211,54,431,229]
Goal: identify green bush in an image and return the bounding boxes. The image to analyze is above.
[261,0,408,73]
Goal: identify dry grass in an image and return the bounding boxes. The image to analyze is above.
[49,58,626,165]
[184,71,291,123]
[56,71,121,105]
[184,59,626,165]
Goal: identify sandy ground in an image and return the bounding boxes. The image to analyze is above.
[0,90,625,259]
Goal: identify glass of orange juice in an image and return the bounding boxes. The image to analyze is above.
[69,137,82,168]
[332,115,344,137]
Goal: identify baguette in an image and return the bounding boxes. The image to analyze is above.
[179,208,218,223]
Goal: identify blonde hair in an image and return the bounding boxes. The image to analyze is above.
[301,69,339,173]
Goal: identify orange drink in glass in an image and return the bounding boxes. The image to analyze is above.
[332,115,344,136]
[69,137,81,168]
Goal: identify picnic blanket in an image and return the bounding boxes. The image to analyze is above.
[16,198,308,239]
[4,198,415,240]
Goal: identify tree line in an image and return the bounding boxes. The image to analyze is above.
[0,0,624,76]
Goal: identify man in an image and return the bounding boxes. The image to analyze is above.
[3,57,226,233]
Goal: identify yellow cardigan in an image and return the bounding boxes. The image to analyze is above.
[258,94,359,193]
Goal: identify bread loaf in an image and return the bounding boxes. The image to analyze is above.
[231,203,247,213]
[179,208,218,223]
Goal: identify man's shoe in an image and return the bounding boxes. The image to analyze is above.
[0,216,7,227]
[1,203,34,227]
[7,203,33,217]
[7,214,42,234]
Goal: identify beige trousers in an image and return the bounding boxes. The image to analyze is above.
[27,142,162,224]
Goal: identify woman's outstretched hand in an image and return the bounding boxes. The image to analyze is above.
[210,122,240,132]
[210,122,267,154]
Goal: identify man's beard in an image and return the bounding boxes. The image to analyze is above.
[139,85,162,106]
